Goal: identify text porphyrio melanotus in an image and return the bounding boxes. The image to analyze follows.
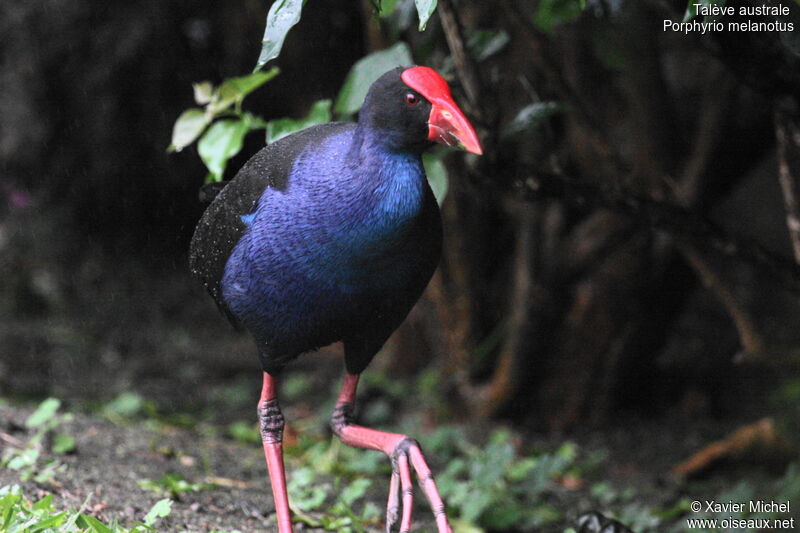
[190,66,482,532]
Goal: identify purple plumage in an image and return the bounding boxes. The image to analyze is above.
[189,69,444,374]
[217,123,441,374]
[189,66,482,533]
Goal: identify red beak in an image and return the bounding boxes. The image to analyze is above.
[401,67,483,155]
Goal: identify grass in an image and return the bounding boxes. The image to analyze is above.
[3,396,800,532]
[137,473,218,500]
[0,486,174,533]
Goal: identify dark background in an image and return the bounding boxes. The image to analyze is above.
[2,0,800,512]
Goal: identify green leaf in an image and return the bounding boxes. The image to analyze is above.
[62,507,82,531]
[377,0,401,17]
[32,460,65,484]
[8,448,38,471]
[32,494,53,511]
[25,399,60,428]
[556,441,577,460]
[334,42,414,117]
[507,457,537,482]
[423,152,448,205]
[138,473,216,498]
[52,433,75,454]
[500,101,562,140]
[198,119,250,181]
[288,467,329,511]
[415,0,438,30]
[104,391,146,419]
[462,490,492,522]
[169,109,210,153]
[227,420,260,444]
[266,100,332,144]
[29,512,68,530]
[76,514,114,533]
[143,499,173,527]
[467,30,509,62]
[255,0,305,71]
[216,68,280,112]
[340,478,371,506]
[192,82,214,105]
[533,0,585,34]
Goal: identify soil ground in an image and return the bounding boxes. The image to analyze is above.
[3,399,786,533]
[1,252,796,532]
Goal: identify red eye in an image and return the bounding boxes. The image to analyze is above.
[405,93,420,106]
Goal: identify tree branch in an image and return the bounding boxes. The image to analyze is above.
[472,205,550,417]
[676,70,734,205]
[775,97,800,264]
[680,244,766,358]
[501,169,800,292]
[437,0,482,111]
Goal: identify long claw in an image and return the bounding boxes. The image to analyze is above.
[398,454,414,533]
[386,469,400,533]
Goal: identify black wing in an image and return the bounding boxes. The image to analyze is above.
[188,122,350,325]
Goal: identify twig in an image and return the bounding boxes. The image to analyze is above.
[680,244,766,358]
[506,169,800,292]
[775,97,800,264]
[560,211,638,284]
[672,418,796,479]
[677,71,733,205]
[0,431,28,449]
[359,0,388,52]
[437,0,482,111]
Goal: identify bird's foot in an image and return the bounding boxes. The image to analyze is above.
[331,374,451,532]
[385,437,451,533]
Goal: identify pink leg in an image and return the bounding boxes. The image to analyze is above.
[330,373,452,533]
[258,372,293,533]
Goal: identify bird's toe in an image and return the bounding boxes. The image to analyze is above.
[387,437,452,533]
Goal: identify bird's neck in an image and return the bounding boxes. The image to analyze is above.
[350,125,427,217]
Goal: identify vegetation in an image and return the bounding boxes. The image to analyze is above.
[1,399,74,484]
[1,488,174,533]
[2,0,800,531]
[3,397,798,531]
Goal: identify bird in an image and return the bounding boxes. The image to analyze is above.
[189,66,482,533]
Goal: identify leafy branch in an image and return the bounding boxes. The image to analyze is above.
[168,0,462,202]
[169,2,580,200]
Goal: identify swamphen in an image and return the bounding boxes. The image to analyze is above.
[189,66,482,533]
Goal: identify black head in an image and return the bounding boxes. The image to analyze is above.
[359,66,433,153]
[358,66,483,155]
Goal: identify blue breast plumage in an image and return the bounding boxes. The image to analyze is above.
[216,125,442,372]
